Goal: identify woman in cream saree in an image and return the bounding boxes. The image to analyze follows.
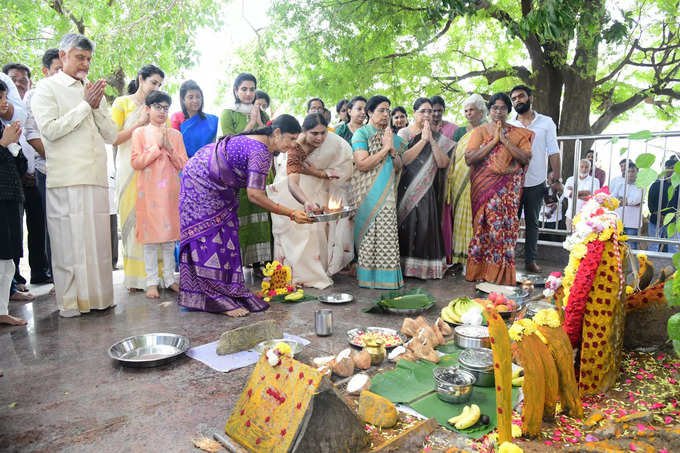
[267,115,354,288]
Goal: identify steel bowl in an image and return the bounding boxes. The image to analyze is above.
[498,300,527,322]
[318,293,354,304]
[108,333,190,368]
[458,347,495,387]
[254,338,304,357]
[433,366,475,403]
[453,325,491,349]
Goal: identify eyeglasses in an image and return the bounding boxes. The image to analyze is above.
[152,103,170,112]
[416,109,432,114]
[490,105,508,112]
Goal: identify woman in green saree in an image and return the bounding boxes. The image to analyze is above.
[335,96,366,145]
[351,95,405,289]
[220,73,272,267]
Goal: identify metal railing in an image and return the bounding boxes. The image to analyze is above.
[522,130,680,258]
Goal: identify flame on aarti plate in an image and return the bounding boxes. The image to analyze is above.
[327,197,342,211]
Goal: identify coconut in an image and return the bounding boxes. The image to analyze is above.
[312,355,335,368]
[387,345,406,361]
[353,350,371,370]
[346,373,371,395]
[436,317,453,336]
[401,317,419,337]
[332,348,355,377]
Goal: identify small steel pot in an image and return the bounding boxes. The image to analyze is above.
[433,367,475,404]
[458,347,495,387]
[453,325,490,349]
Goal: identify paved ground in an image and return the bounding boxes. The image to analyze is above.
[0,255,567,453]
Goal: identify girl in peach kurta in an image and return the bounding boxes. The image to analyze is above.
[131,91,188,298]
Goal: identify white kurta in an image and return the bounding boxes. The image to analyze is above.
[32,71,118,316]
[267,133,354,289]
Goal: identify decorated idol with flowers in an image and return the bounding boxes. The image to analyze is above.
[560,188,628,395]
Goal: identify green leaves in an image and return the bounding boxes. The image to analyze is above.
[628,130,654,141]
[635,153,656,168]
[636,168,658,188]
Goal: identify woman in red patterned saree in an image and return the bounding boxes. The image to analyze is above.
[464,93,533,285]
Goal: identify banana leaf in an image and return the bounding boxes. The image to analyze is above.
[362,288,436,313]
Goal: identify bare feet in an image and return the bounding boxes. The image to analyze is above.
[16,283,28,292]
[221,308,249,317]
[49,287,56,296]
[0,314,28,326]
[168,283,179,293]
[146,285,160,299]
[10,292,35,302]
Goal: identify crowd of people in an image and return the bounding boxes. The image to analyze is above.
[2,32,676,324]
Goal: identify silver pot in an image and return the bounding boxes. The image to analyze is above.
[458,347,495,387]
[453,325,490,349]
[433,367,475,403]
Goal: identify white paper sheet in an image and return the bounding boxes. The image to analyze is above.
[186,333,311,372]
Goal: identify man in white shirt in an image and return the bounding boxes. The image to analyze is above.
[3,62,52,287]
[31,33,117,318]
[509,85,561,273]
[612,164,642,249]
[609,158,633,196]
[565,159,600,228]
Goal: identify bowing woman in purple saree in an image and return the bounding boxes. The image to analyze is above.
[178,115,313,317]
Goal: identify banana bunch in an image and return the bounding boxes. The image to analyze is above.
[284,289,305,301]
[447,404,481,430]
[441,297,474,324]
[512,366,524,386]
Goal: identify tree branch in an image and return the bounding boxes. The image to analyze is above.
[433,65,532,85]
[595,39,638,86]
[591,93,647,134]
[366,17,453,64]
[49,0,85,34]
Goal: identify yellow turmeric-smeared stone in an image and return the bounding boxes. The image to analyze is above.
[357,391,398,428]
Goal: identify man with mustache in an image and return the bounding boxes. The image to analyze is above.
[31,33,118,318]
[508,85,561,273]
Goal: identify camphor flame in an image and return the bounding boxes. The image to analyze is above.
[327,196,342,211]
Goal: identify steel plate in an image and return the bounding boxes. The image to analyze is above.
[109,333,190,368]
[318,293,354,304]
[346,327,406,349]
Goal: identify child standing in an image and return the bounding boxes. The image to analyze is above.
[131,91,188,298]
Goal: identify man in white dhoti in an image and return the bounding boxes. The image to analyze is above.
[267,113,354,289]
[31,33,117,317]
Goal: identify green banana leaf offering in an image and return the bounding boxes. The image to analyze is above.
[363,288,436,313]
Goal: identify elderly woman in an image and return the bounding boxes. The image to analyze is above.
[267,114,354,288]
[443,94,488,272]
[335,96,366,144]
[396,98,454,279]
[178,115,312,317]
[352,95,405,289]
[111,64,165,290]
[465,93,533,285]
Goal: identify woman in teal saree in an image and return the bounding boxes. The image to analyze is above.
[351,95,405,289]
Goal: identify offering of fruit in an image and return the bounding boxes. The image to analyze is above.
[441,297,488,325]
[447,404,481,430]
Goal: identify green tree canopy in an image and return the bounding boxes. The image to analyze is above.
[236,0,679,139]
[1,0,225,97]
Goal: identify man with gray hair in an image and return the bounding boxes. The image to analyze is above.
[31,33,117,317]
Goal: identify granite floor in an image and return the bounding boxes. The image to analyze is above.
[0,257,564,453]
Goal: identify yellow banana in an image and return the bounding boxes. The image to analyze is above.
[284,291,304,301]
[447,405,470,425]
[455,404,481,430]
[512,376,524,386]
